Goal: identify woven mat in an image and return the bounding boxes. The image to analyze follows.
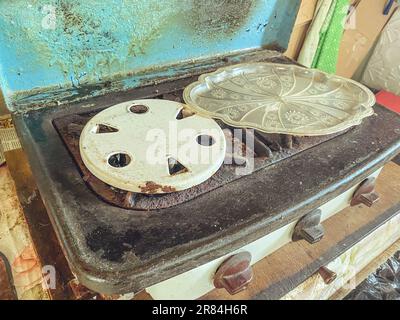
[0,117,21,165]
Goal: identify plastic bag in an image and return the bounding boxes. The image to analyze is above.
[345,251,400,300]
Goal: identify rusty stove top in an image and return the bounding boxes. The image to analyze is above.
[12,56,400,295]
[53,90,345,211]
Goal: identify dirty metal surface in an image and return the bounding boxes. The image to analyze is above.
[53,91,346,210]
[14,71,400,295]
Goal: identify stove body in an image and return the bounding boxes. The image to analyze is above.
[1,1,400,299]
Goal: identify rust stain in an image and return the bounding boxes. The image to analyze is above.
[140,181,176,194]
[161,185,177,193]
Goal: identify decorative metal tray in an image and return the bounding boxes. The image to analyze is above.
[183,63,376,136]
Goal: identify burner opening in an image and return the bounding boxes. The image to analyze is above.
[168,157,188,175]
[176,108,195,120]
[129,104,149,114]
[108,153,131,168]
[197,135,215,146]
[93,124,119,134]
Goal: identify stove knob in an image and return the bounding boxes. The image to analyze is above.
[292,209,324,244]
[318,266,337,285]
[351,178,380,207]
[213,252,253,295]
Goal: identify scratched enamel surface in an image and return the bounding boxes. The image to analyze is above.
[0,0,300,111]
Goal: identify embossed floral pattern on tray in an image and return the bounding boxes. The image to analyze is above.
[183,63,376,136]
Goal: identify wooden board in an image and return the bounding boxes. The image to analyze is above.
[285,0,317,60]
[201,161,400,300]
[282,210,400,300]
[285,22,311,60]
[294,0,318,27]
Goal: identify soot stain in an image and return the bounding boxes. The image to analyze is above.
[58,1,84,32]
[86,226,142,262]
[86,221,219,262]
[184,0,257,38]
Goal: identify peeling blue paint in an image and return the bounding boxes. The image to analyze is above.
[0,0,300,112]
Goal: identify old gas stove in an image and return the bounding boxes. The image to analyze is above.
[1,1,400,300]
[13,72,400,299]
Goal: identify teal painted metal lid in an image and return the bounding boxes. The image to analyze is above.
[0,0,300,111]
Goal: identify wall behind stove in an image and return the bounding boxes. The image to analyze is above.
[0,0,300,111]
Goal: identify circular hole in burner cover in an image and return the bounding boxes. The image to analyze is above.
[129,104,149,114]
[79,99,226,194]
[108,153,131,168]
[196,135,216,146]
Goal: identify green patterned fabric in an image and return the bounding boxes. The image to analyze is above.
[311,0,349,74]
[311,0,337,68]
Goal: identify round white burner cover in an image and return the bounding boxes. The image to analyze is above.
[79,99,226,194]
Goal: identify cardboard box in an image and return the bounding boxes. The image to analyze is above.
[294,0,318,26]
[285,0,318,59]
[286,22,312,60]
[336,0,398,78]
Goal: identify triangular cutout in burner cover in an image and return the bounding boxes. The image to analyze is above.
[95,124,119,134]
[168,157,188,175]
